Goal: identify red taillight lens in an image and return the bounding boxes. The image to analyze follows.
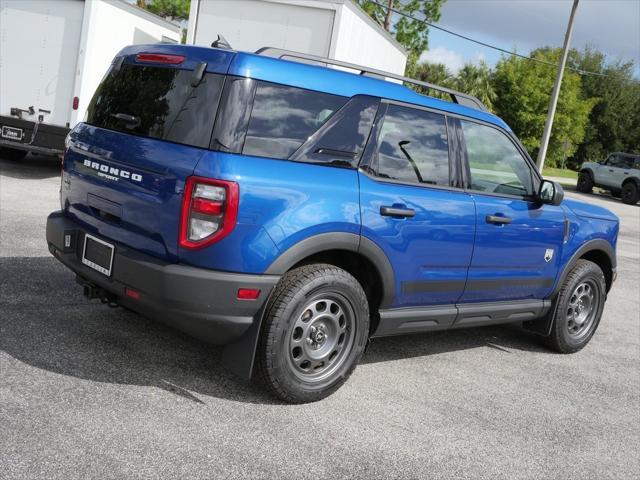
[179,176,239,249]
[72,96,79,110]
[136,53,185,64]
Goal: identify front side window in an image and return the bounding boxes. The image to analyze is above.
[461,120,534,197]
[242,82,346,159]
[374,104,450,186]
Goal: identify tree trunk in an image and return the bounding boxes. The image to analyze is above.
[383,0,394,31]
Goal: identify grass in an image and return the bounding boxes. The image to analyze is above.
[542,167,578,179]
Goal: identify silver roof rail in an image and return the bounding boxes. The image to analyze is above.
[254,47,488,112]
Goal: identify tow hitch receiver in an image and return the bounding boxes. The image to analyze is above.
[76,276,118,307]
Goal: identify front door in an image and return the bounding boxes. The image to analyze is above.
[455,119,566,303]
[359,103,476,311]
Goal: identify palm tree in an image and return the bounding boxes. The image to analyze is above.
[454,61,497,111]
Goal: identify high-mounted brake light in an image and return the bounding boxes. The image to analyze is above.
[136,53,185,64]
[179,176,239,249]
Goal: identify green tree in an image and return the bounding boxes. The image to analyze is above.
[568,47,640,163]
[453,61,496,111]
[355,0,446,61]
[406,61,454,100]
[492,48,596,167]
[137,0,190,21]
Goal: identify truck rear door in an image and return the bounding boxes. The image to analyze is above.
[62,47,233,261]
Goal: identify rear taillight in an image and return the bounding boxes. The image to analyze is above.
[179,176,239,249]
[72,96,79,110]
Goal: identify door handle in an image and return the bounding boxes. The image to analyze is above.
[486,214,512,225]
[609,169,614,172]
[380,206,415,218]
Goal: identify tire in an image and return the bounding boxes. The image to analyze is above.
[544,260,606,353]
[621,181,639,205]
[0,147,27,161]
[576,171,593,193]
[257,263,370,403]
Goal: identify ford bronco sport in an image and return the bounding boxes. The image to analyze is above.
[577,152,640,204]
[46,44,619,403]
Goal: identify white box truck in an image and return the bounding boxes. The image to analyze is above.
[187,0,407,76]
[0,0,180,159]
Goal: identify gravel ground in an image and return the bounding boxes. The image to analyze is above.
[1,154,638,479]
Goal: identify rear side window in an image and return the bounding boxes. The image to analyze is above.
[86,64,224,149]
[374,104,450,186]
[242,82,347,159]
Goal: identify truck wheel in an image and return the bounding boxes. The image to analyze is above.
[544,260,606,354]
[576,172,593,193]
[257,264,369,403]
[0,147,27,161]
[621,182,639,205]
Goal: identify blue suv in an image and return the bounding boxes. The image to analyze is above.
[46,44,619,403]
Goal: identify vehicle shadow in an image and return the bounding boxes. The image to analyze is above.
[0,154,60,180]
[0,256,550,406]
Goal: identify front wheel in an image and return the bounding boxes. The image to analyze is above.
[544,260,606,353]
[257,264,370,403]
[621,182,639,205]
[576,172,593,193]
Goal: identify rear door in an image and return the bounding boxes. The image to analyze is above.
[359,102,475,313]
[62,49,230,261]
[456,118,565,303]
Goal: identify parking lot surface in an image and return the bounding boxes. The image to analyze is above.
[1,154,638,479]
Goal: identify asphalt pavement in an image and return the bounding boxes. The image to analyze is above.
[1,154,638,479]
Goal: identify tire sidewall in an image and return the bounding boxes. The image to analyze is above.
[621,182,639,204]
[553,262,606,352]
[263,267,369,402]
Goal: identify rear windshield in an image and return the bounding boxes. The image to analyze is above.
[86,64,224,149]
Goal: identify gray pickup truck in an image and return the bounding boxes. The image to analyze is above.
[578,152,640,205]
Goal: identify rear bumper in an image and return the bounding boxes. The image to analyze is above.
[46,211,280,344]
[0,115,68,155]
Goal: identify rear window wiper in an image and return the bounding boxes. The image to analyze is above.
[111,113,140,129]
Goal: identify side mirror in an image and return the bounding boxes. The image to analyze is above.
[538,179,564,206]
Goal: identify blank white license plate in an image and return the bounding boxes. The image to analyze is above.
[1,125,23,141]
[81,234,114,277]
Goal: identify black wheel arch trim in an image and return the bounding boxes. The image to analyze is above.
[264,232,395,309]
[526,240,614,337]
[550,239,616,300]
[622,176,640,187]
[580,168,595,178]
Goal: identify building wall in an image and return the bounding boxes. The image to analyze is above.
[331,1,406,76]
[71,0,180,126]
[188,0,407,75]
[190,0,334,57]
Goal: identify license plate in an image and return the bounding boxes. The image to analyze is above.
[1,125,23,141]
[81,234,114,277]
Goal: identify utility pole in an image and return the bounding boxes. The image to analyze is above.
[536,0,579,172]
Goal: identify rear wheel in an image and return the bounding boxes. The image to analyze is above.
[576,171,593,193]
[257,264,369,403]
[621,181,639,205]
[544,260,606,353]
[0,147,27,161]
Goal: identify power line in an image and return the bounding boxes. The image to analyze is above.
[366,0,608,77]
